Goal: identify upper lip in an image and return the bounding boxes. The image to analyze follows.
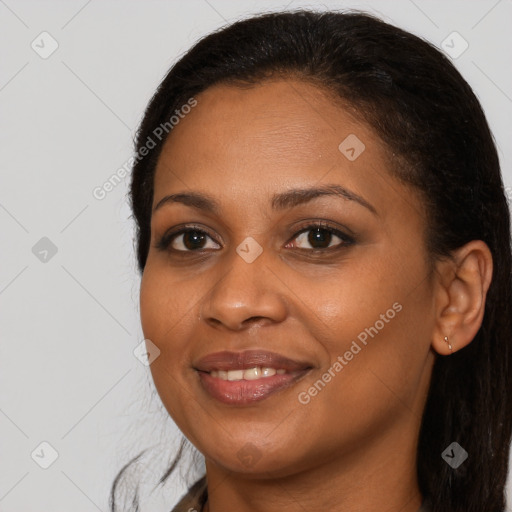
[194,350,313,373]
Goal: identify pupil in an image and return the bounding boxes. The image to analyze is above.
[184,231,206,250]
[308,228,331,248]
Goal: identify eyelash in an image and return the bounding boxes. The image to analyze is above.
[155,221,355,256]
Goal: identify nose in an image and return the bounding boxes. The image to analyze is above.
[199,247,288,331]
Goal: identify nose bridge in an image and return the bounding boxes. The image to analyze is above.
[200,240,287,329]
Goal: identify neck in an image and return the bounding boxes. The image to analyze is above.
[203,416,424,512]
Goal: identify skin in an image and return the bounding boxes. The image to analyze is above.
[139,78,493,512]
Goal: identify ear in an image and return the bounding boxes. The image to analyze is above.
[431,240,493,355]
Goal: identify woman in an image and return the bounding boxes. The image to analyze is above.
[111,9,512,512]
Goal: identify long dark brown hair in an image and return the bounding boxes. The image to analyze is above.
[112,9,512,512]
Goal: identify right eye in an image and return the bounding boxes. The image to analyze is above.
[155,225,221,253]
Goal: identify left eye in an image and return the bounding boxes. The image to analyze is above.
[286,224,353,251]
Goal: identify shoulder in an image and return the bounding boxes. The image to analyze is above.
[170,476,208,512]
[418,499,433,512]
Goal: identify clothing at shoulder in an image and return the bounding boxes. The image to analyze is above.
[418,501,433,512]
[171,479,432,512]
[170,476,208,512]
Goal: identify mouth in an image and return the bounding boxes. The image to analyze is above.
[194,350,313,405]
[209,367,287,380]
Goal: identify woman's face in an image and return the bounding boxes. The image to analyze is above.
[140,78,437,477]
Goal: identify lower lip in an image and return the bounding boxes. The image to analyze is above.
[197,370,310,405]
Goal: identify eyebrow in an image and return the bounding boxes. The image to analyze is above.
[153,184,378,216]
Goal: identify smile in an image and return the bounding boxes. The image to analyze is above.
[209,367,287,380]
[194,350,313,405]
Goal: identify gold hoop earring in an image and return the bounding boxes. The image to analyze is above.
[444,336,453,351]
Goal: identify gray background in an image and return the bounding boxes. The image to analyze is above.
[1,0,511,510]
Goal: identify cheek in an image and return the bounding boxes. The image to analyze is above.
[139,265,196,351]
[297,288,431,445]
[139,269,165,340]
[307,245,432,369]
[139,267,198,420]
[298,262,401,343]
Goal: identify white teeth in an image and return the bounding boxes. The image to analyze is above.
[244,367,261,380]
[227,369,244,381]
[210,367,287,381]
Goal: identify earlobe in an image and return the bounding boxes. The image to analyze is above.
[432,240,493,356]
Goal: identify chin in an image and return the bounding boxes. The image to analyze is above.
[202,439,311,479]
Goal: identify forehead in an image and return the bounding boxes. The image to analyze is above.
[154,79,389,187]
[167,80,366,154]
